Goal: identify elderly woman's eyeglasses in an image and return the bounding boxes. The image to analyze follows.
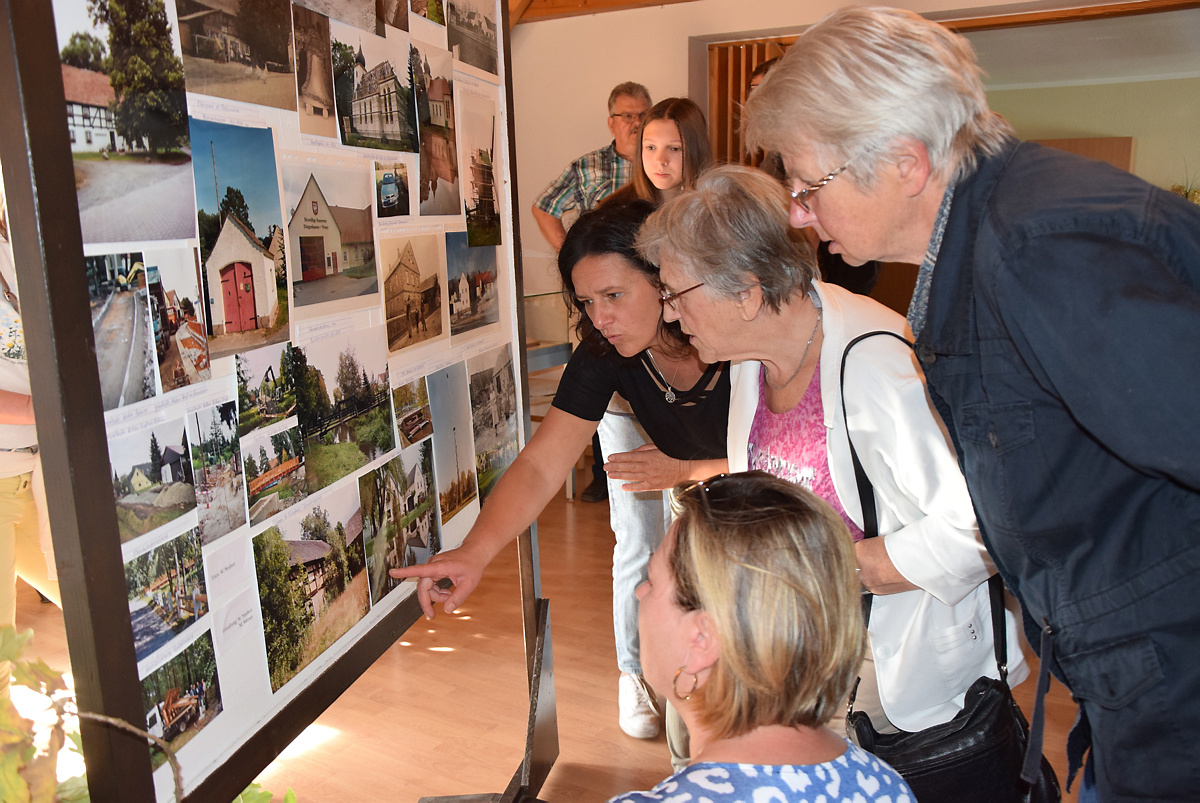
[789,161,852,212]
[660,282,704,311]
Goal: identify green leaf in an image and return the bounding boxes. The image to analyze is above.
[56,773,91,802]
[232,783,274,803]
[0,626,34,663]
[283,789,297,803]
[0,746,32,803]
[11,657,67,695]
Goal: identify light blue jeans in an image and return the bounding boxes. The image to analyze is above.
[597,405,670,677]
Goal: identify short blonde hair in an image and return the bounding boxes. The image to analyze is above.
[669,472,866,737]
[743,6,1013,186]
[636,165,816,313]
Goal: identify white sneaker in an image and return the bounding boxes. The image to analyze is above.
[618,672,662,739]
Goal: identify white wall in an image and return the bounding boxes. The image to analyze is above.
[508,0,1070,295]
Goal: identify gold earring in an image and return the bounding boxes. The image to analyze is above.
[672,666,699,701]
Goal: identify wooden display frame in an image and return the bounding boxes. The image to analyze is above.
[0,0,556,799]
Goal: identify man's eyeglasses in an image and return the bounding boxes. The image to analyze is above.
[789,160,853,212]
[660,282,704,311]
[609,112,645,124]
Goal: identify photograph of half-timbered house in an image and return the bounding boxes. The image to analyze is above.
[253,489,369,691]
[380,232,444,353]
[359,439,438,605]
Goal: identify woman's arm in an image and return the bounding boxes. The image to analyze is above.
[0,390,34,426]
[390,406,596,618]
[604,444,727,491]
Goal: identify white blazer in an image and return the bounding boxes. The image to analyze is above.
[727,281,1027,731]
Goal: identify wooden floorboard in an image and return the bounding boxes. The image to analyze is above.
[15,460,1080,801]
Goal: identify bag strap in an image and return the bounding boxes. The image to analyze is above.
[838,331,1007,678]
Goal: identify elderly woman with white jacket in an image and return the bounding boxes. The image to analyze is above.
[636,165,1027,737]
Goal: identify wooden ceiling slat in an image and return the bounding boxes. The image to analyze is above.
[512,0,699,25]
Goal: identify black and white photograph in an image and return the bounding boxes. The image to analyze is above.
[282,161,379,309]
[426,362,476,525]
[375,160,411,218]
[380,232,444,352]
[447,0,498,76]
[292,324,396,493]
[237,341,298,437]
[296,0,377,33]
[458,91,501,245]
[467,344,517,501]
[446,232,498,338]
[143,246,211,394]
[57,0,196,244]
[190,117,289,360]
[175,0,297,111]
[141,629,223,769]
[359,440,438,605]
[109,417,197,543]
[412,41,461,215]
[244,422,308,526]
[85,250,159,411]
[391,374,432,447]
[253,489,369,691]
[330,20,419,153]
[124,526,208,663]
[293,4,338,139]
[190,400,247,544]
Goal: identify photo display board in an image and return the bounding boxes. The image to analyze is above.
[29,0,521,798]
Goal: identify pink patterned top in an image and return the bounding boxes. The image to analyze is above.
[747,362,865,541]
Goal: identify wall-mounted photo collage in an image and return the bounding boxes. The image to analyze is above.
[49,0,513,795]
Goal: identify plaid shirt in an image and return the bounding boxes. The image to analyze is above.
[534,141,633,217]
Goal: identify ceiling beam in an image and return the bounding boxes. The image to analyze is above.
[510,0,699,26]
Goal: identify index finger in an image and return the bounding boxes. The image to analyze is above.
[390,561,454,582]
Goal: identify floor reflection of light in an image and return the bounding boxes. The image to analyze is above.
[276,723,340,759]
[428,647,454,652]
[399,641,412,647]
[456,616,472,620]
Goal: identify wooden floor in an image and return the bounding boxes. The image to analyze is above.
[16,461,1081,802]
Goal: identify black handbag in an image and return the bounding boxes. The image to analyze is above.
[839,331,1061,803]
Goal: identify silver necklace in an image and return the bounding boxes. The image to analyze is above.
[646,349,683,403]
[766,306,823,391]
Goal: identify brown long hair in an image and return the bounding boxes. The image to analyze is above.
[626,97,713,205]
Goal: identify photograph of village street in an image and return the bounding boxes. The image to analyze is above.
[237,341,297,437]
[381,232,444,352]
[110,417,197,543]
[124,526,208,663]
[141,630,223,770]
[243,423,308,526]
[176,0,298,112]
[144,245,211,393]
[392,374,432,447]
[282,164,379,309]
[253,489,369,691]
[190,400,247,544]
[359,441,438,605]
[190,116,290,360]
[413,42,461,215]
[426,362,477,525]
[85,251,159,411]
[56,0,197,244]
[292,325,396,493]
[446,0,498,76]
[446,231,498,338]
[330,19,419,153]
[292,4,338,139]
[467,345,517,501]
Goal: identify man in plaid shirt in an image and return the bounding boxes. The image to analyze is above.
[531,82,651,250]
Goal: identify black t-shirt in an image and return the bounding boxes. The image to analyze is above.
[551,345,729,461]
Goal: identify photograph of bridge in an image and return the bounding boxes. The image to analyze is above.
[292,323,396,494]
[243,422,307,527]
